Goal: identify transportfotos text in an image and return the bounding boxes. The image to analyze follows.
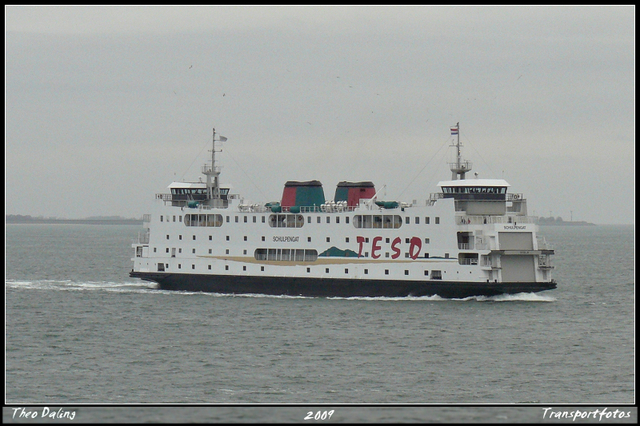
[542,407,631,421]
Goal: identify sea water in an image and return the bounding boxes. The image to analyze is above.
[4,223,635,422]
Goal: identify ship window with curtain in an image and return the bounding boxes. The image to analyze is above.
[268,214,304,228]
[353,215,402,229]
[183,214,223,227]
[254,248,317,262]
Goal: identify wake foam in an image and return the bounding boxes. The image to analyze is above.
[6,279,156,293]
[7,280,555,302]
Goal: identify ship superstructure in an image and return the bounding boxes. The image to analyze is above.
[130,125,556,298]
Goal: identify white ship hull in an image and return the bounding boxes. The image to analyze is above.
[130,126,556,298]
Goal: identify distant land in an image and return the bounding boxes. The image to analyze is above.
[6,215,143,225]
[538,216,596,226]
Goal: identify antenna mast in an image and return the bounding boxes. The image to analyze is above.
[203,127,222,206]
[449,122,472,180]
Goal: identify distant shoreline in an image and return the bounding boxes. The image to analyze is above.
[537,216,596,226]
[539,222,596,226]
[6,215,142,225]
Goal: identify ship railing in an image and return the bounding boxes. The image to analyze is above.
[428,193,444,205]
[458,258,479,265]
[538,259,554,269]
[136,230,150,244]
[481,259,499,269]
[537,236,554,251]
[429,192,525,203]
[284,205,360,213]
[238,204,272,213]
[201,165,221,174]
[449,160,472,171]
[457,215,537,225]
[244,204,363,213]
[459,242,491,250]
[156,193,172,201]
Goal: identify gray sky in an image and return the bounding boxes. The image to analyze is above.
[5,5,635,224]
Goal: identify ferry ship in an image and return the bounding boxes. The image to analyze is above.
[130,125,556,298]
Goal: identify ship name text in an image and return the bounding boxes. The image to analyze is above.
[504,225,527,230]
[273,236,300,243]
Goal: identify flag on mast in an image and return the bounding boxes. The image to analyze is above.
[450,126,459,135]
[219,135,228,142]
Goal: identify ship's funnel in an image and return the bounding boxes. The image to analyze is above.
[281,180,325,210]
[334,181,376,207]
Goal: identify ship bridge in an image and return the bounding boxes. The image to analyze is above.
[438,179,510,201]
[433,178,527,217]
[428,123,528,219]
[158,182,232,208]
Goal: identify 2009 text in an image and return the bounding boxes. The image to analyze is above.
[304,410,335,421]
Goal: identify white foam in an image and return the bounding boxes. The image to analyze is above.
[7,280,556,302]
[6,279,156,293]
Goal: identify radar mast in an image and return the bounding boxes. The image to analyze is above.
[449,122,472,180]
[203,127,224,207]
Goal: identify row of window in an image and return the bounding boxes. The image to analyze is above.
[184,214,224,227]
[157,246,250,256]
[156,261,443,279]
[354,215,402,229]
[269,214,305,228]
[442,186,507,194]
[154,242,448,262]
[254,248,318,262]
[159,213,441,227]
[156,248,444,259]
[162,234,433,246]
[170,188,208,195]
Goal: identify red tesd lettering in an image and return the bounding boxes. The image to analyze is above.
[357,236,365,258]
[409,237,422,260]
[391,237,401,259]
[372,236,382,259]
